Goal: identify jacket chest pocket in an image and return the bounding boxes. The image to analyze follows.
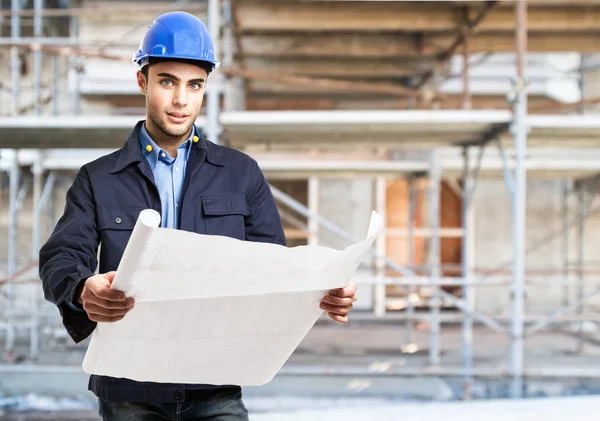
[97,208,147,250]
[202,194,249,240]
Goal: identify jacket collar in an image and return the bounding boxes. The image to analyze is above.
[110,120,224,173]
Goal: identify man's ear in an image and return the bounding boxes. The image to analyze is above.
[136,70,147,95]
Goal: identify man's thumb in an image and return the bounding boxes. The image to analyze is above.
[104,271,117,284]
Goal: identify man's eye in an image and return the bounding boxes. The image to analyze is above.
[161,80,173,86]
[190,83,201,90]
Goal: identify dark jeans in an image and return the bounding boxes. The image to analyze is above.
[98,387,249,421]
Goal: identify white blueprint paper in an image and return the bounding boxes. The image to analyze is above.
[82,209,382,386]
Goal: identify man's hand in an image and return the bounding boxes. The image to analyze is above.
[78,272,135,323]
[320,281,358,324]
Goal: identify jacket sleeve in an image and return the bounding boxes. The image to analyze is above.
[39,166,99,343]
[245,159,287,247]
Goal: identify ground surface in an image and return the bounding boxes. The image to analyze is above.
[2,313,600,419]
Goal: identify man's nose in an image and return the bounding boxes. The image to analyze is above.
[173,87,187,106]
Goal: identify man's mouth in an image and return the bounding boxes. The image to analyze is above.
[168,112,188,118]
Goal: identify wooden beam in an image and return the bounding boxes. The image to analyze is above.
[245,57,431,79]
[240,34,424,58]
[240,32,600,59]
[222,67,419,97]
[416,1,498,90]
[439,1,498,61]
[473,5,600,31]
[236,1,459,32]
[246,97,337,111]
[0,3,206,17]
[245,94,563,111]
[247,79,417,97]
[460,0,600,5]
[236,1,600,32]
[442,32,600,52]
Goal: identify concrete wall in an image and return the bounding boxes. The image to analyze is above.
[474,179,600,315]
[317,179,375,310]
[313,177,600,316]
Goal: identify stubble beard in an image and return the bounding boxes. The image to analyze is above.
[146,101,193,143]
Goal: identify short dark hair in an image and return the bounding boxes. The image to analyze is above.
[140,57,213,80]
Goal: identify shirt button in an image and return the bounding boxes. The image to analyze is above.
[174,390,183,401]
[175,167,180,172]
[161,152,166,157]
[115,217,122,224]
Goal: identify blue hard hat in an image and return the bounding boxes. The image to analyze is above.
[132,11,220,71]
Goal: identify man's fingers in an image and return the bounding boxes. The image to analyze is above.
[322,295,355,307]
[328,313,348,324]
[84,292,134,310]
[83,301,134,318]
[96,287,127,302]
[88,284,127,302]
[320,302,352,316]
[88,313,127,323]
[329,282,357,298]
[104,271,117,284]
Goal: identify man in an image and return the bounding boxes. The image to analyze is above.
[39,11,358,421]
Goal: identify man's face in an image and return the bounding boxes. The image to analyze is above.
[137,60,208,140]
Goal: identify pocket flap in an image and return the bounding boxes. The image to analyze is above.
[202,194,250,216]
[97,208,147,230]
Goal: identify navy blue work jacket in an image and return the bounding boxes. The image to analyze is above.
[39,121,286,403]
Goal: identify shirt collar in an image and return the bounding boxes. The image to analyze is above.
[111,120,224,174]
[138,123,193,170]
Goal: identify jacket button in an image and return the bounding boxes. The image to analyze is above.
[115,217,122,224]
[174,391,183,401]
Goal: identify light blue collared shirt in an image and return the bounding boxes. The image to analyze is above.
[139,124,193,229]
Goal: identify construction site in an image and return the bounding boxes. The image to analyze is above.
[2,0,600,419]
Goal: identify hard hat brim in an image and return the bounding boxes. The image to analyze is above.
[133,52,220,70]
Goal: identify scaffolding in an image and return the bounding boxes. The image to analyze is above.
[1,0,600,402]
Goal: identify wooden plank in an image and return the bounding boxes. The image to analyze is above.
[237,1,600,32]
[387,227,465,237]
[270,180,308,247]
[385,178,427,295]
[224,68,419,97]
[246,94,562,112]
[284,228,309,239]
[442,32,600,53]
[459,0,600,5]
[247,97,337,111]
[440,181,463,279]
[240,34,424,58]
[236,1,459,32]
[473,5,600,31]
[245,57,432,78]
[246,79,416,97]
[241,32,600,59]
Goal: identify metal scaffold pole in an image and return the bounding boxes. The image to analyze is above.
[33,0,44,116]
[428,150,441,367]
[30,154,43,360]
[206,0,222,144]
[5,152,20,359]
[404,177,417,346]
[70,14,81,115]
[461,146,475,399]
[10,0,21,115]
[562,180,571,309]
[510,0,528,399]
[576,184,586,354]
